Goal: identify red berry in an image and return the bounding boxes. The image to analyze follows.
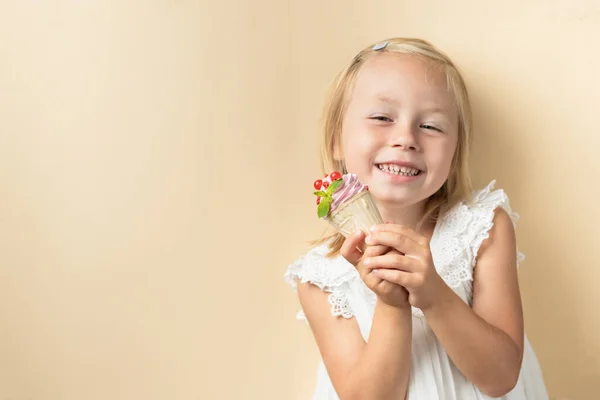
[323,181,330,189]
[324,174,329,179]
[313,179,323,190]
[365,185,369,190]
[330,171,342,181]
[316,197,321,205]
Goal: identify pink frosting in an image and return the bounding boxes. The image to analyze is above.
[328,173,368,215]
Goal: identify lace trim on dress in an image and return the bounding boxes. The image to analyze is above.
[469,180,526,269]
[285,243,358,320]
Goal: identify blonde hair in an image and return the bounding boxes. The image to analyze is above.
[313,37,474,256]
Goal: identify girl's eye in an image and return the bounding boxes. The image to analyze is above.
[371,116,393,122]
[421,124,443,132]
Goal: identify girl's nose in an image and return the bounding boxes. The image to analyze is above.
[388,124,420,151]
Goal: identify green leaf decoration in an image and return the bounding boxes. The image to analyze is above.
[317,197,332,218]
[314,191,328,197]
[326,179,343,194]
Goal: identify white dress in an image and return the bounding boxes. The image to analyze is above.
[285,181,549,400]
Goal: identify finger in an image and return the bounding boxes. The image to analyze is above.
[370,224,429,247]
[371,268,415,287]
[340,230,366,266]
[356,249,384,277]
[361,267,385,290]
[365,231,427,259]
[357,248,387,277]
[361,245,396,278]
[363,244,389,258]
[363,252,418,272]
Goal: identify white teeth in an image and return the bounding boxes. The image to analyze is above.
[377,163,420,176]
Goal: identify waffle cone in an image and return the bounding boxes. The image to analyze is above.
[325,191,383,237]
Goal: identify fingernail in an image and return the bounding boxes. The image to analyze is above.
[365,235,372,244]
[369,225,377,231]
[363,258,370,266]
[372,269,379,274]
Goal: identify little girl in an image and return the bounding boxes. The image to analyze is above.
[285,38,549,399]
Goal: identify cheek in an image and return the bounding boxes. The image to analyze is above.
[341,127,378,163]
[428,139,457,174]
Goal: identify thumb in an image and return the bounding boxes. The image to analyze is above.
[340,230,366,266]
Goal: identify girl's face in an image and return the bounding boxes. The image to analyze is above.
[339,53,459,208]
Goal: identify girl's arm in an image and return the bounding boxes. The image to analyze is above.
[422,208,524,397]
[298,282,412,400]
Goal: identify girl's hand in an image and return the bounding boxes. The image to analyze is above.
[362,224,447,311]
[340,230,410,308]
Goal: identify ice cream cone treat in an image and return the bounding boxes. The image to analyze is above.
[314,171,383,238]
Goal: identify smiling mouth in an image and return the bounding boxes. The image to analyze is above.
[375,163,423,177]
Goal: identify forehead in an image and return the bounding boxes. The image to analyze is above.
[351,53,455,109]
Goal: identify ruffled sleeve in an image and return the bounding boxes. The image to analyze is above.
[430,180,525,294]
[284,243,359,321]
[467,180,526,268]
[418,180,525,318]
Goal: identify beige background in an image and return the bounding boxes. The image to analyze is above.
[0,1,598,399]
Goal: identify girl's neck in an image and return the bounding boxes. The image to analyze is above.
[375,199,435,238]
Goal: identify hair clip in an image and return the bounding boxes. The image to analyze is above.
[372,41,389,51]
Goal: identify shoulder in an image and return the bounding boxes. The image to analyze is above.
[485,207,515,242]
[465,180,524,266]
[476,206,517,270]
[284,242,358,293]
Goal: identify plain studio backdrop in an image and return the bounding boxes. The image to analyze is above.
[0,1,598,399]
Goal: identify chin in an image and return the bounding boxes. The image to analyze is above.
[370,188,423,206]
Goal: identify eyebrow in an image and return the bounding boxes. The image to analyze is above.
[422,106,452,114]
[376,96,451,115]
[376,95,400,106]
